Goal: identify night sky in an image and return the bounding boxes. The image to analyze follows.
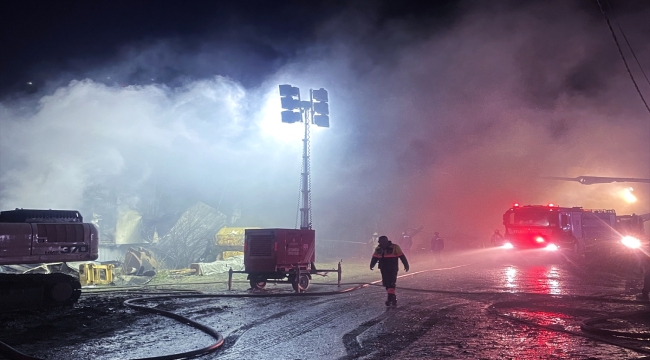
[1,0,649,247]
[1,0,460,96]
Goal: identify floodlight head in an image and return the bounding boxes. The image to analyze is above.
[312,88,328,102]
[281,97,301,110]
[281,111,302,124]
[279,84,300,97]
[313,102,329,115]
[314,114,329,128]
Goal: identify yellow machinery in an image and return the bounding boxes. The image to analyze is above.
[123,247,158,276]
[79,263,114,286]
[222,250,244,259]
[215,227,258,260]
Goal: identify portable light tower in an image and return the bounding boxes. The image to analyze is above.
[279,85,330,230]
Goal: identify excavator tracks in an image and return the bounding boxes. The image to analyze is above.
[0,273,81,312]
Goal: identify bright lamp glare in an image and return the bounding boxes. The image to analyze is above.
[260,94,303,143]
[535,237,545,243]
[622,236,641,249]
[622,188,637,203]
[545,244,559,251]
[503,242,514,249]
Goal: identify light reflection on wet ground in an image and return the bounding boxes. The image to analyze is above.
[5,248,650,359]
[499,265,564,295]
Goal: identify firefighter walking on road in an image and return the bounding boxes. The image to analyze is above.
[370,235,409,306]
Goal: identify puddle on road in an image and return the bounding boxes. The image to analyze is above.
[501,265,564,295]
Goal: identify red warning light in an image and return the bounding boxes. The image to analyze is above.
[548,203,554,207]
[513,203,520,207]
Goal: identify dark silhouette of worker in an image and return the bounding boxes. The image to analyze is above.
[430,232,444,263]
[370,235,409,306]
[637,253,650,301]
[642,270,650,300]
[400,226,424,254]
[490,229,505,247]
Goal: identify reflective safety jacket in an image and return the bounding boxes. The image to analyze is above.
[370,241,409,271]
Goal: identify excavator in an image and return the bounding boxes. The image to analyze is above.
[0,209,99,311]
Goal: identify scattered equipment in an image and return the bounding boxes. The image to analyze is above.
[123,247,157,276]
[215,227,258,260]
[79,263,114,286]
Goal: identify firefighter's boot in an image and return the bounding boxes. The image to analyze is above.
[386,294,397,306]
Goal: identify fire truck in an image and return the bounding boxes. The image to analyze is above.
[0,209,99,310]
[501,204,646,256]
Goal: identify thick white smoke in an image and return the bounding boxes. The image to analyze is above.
[0,77,308,228]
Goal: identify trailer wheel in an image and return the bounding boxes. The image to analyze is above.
[249,277,267,290]
[291,274,310,292]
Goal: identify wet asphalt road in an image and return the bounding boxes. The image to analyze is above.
[7,247,650,360]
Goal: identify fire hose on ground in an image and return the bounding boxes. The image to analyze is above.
[2,264,650,359]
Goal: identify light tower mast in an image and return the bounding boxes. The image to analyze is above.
[279,85,330,230]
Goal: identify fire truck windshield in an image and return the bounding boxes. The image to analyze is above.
[507,211,557,227]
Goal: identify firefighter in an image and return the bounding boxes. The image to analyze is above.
[370,235,409,306]
[431,232,444,263]
[490,229,504,247]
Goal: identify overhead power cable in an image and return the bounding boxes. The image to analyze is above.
[595,0,650,116]
[604,0,650,87]
[616,24,650,88]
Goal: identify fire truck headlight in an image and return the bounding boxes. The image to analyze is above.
[503,242,514,249]
[535,237,545,243]
[622,236,641,249]
[545,244,559,251]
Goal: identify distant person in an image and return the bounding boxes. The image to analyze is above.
[490,229,505,247]
[636,249,650,301]
[367,232,379,256]
[641,266,650,301]
[400,231,413,253]
[430,232,444,263]
[370,235,409,306]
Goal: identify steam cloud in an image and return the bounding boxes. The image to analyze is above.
[1,1,649,252]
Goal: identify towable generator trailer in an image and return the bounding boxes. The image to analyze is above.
[227,228,341,293]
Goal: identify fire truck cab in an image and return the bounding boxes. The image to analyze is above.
[502,204,619,255]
